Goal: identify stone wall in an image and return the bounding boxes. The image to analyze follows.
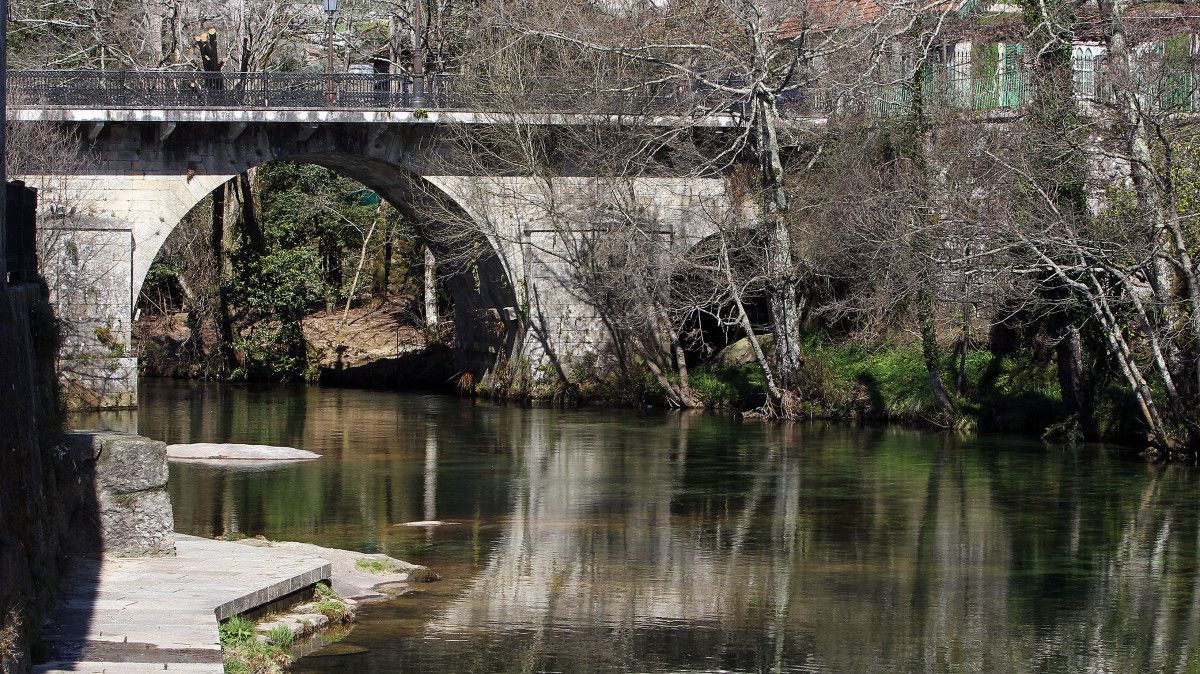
[0,282,76,673]
[0,281,171,672]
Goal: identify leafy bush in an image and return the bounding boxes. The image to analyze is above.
[688,363,765,410]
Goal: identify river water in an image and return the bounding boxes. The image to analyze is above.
[77,378,1200,673]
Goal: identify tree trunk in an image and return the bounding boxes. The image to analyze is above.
[143,0,165,66]
[918,289,957,424]
[904,58,956,425]
[236,172,266,256]
[756,93,803,396]
[719,231,791,415]
[1056,324,1098,439]
[210,184,233,376]
[374,239,393,298]
[1101,0,1200,453]
[424,246,438,330]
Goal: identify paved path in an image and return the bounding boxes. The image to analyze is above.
[35,534,331,673]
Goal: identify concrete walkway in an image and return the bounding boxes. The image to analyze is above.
[35,534,331,673]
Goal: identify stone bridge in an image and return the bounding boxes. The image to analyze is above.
[9,71,737,409]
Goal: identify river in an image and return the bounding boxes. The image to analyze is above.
[75,378,1200,673]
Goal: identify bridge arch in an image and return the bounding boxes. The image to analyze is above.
[137,151,522,384]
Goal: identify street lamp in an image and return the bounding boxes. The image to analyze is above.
[324,0,337,105]
[410,0,425,108]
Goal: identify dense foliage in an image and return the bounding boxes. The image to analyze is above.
[139,161,423,382]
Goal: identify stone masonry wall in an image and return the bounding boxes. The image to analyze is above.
[0,283,75,673]
[0,281,172,671]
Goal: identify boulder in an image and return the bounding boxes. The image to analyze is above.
[716,334,775,366]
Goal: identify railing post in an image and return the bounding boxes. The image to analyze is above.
[411,73,426,108]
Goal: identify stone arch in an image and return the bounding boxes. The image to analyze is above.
[139,152,523,382]
[30,123,528,405]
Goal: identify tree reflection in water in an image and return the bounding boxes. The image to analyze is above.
[80,380,1200,673]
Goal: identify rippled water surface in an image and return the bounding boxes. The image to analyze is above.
[80,378,1200,673]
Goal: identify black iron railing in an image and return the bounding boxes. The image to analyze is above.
[6,69,828,117]
[7,62,1199,117]
[6,70,736,115]
[9,70,451,110]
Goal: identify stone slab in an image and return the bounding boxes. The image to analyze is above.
[94,435,168,493]
[165,443,321,463]
[36,534,331,673]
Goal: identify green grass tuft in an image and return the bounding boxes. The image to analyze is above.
[266,625,293,649]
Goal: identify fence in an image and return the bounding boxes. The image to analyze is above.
[7,57,1199,118]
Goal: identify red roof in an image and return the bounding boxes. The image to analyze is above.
[778,0,973,37]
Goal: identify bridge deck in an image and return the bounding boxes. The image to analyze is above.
[7,106,747,128]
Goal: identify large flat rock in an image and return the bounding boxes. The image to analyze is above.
[165,443,321,463]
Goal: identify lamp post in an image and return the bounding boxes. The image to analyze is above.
[324,0,337,105]
[410,0,425,107]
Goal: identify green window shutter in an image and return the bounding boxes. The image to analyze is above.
[1163,35,1192,110]
[972,42,1000,109]
[1001,43,1024,108]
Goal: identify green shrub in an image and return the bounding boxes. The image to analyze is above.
[688,363,765,410]
[219,615,290,674]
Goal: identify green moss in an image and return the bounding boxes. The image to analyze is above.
[797,336,1062,433]
[354,557,410,574]
[355,559,386,573]
[313,600,352,622]
[311,582,353,622]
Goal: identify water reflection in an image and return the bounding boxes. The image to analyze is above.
[79,380,1200,672]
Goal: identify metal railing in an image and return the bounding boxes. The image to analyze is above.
[7,59,1199,118]
[9,70,449,110]
[6,70,738,116]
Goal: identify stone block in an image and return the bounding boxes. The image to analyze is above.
[64,430,176,557]
[95,433,168,493]
[63,431,105,461]
[97,489,175,557]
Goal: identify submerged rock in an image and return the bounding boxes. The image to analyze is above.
[165,443,321,463]
[308,643,370,657]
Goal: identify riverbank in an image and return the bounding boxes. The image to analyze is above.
[135,300,452,389]
[133,306,1142,453]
